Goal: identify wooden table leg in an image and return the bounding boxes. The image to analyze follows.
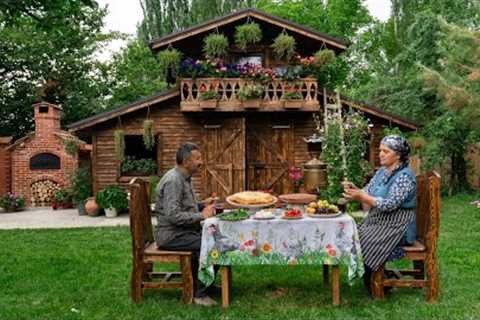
[332,265,340,306]
[221,266,230,308]
[323,264,329,288]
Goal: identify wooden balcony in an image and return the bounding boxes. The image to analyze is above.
[180,78,320,112]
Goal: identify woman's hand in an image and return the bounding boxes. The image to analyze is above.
[342,187,365,202]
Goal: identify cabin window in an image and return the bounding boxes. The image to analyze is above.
[235,54,263,66]
[30,153,61,170]
[120,135,158,176]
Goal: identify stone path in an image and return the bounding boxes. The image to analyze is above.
[0,207,134,230]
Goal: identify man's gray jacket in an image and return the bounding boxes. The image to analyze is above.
[154,167,204,247]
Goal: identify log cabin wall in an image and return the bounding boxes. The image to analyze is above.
[92,99,204,196]
[90,98,408,197]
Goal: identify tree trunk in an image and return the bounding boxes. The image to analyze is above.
[450,150,469,194]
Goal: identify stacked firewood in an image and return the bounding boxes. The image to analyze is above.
[30,180,61,207]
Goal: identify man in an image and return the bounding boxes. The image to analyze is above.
[154,142,217,306]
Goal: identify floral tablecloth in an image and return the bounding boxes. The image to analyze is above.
[199,213,364,286]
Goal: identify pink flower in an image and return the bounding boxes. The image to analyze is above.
[207,225,216,235]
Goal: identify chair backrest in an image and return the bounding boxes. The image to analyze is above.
[415,171,441,252]
[129,178,155,257]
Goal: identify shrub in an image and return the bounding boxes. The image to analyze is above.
[70,167,91,205]
[0,193,25,212]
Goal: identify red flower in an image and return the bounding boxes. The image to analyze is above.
[328,249,337,257]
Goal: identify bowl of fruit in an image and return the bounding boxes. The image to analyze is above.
[305,200,343,218]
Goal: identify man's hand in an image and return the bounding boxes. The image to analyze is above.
[202,204,216,219]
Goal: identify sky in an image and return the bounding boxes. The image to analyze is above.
[95,0,391,61]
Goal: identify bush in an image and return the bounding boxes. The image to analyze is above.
[71,167,92,205]
[0,193,25,212]
[96,186,128,211]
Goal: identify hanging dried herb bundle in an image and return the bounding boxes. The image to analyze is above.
[143,119,155,150]
[114,129,125,161]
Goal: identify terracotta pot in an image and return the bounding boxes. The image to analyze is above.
[85,197,99,216]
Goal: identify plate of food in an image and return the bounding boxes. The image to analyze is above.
[281,208,303,220]
[218,208,250,221]
[305,200,343,218]
[252,209,276,220]
[226,191,277,209]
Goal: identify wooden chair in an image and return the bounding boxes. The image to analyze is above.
[372,171,441,302]
[129,178,194,304]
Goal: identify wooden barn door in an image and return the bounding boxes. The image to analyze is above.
[246,115,294,194]
[202,117,246,199]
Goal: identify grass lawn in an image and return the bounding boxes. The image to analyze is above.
[1,194,479,320]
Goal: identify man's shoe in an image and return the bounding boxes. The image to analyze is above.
[193,295,217,307]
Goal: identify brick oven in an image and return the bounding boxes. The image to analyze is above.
[7,102,81,207]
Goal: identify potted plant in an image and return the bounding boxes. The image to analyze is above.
[158,48,182,81]
[282,91,304,109]
[272,32,296,61]
[235,22,262,50]
[198,88,220,109]
[238,83,264,109]
[71,167,92,216]
[121,156,157,176]
[96,186,128,218]
[0,193,25,213]
[203,33,229,58]
[53,188,74,209]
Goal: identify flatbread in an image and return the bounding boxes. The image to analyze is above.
[229,191,274,205]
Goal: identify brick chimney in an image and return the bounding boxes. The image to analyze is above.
[33,102,62,136]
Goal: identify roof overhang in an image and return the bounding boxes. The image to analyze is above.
[149,8,348,53]
[67,89,180,132]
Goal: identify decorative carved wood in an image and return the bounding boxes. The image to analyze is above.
[181,78,319,111]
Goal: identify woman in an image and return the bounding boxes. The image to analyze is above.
[342,135,416,294]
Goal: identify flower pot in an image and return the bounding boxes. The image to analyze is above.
[85,197,99,216]
[105,207,118,218]
[199,99,218,109]
[77,201,87,216]
[242,99,261,109]
[283,99,303,109]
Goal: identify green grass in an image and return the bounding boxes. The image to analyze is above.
[1,194,479,319]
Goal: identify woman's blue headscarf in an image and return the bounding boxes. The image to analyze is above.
[380,135,411,163]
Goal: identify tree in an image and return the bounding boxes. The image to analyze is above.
[138,0,257,42]
[0,0,112,138]
[420,19,480,193]
[106,40,168,109]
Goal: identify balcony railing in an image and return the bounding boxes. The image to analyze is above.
[180,78,319,111]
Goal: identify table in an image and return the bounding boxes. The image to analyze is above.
[199,213,364,307]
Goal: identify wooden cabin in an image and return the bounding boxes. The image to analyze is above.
[68,8,417,199]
